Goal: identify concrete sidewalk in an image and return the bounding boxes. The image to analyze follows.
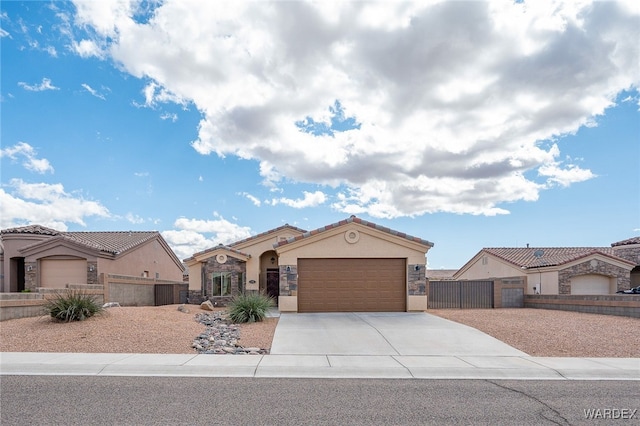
[1,352,638,380]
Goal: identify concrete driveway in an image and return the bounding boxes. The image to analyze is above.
[270,312,528,357]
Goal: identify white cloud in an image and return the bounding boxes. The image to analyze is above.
[18,77,59,92]
[269,191,327,209]
[240,192,261,207]
[0,142,54,174]
[70,0,638,218]
[81,83,106,100]
[162,213,253,260]
[0,178,111,229]
[125,212,145,224]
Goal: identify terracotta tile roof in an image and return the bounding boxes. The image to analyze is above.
[63,231,159,254]
[482,247,632,268]
[274,215,434,248]
[229,223,307,247]
[184,244,251,262]
[1,224,61,236]
[427,269,458,280]
[611,237,640,247]
[1,225,160,255]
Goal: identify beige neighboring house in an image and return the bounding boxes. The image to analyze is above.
[0,225,184,292]
[184,215,434,312]
[454,243,636,295]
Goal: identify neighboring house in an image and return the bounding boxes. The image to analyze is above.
[610,237,640,287]
[454,245,635,295]
[184,215,434,312]
[426,269,458,281]
[0,225,184,292]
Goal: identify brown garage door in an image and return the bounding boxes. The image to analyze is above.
[297,258,406,313]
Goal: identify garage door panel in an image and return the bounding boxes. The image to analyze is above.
[41,259,87,288]
[298,258,406,313]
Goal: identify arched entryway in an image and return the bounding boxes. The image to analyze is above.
[260,250,279,303]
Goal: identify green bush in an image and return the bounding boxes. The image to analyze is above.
[228,292,274,323]
[44,290,104,322]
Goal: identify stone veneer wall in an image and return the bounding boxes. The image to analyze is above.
[612,244,640,265]
[87,262,98,285]
[25,262,37,291]
[279,265,298,296]
[558,260,630,294]
[408,264,426,295]
[201,256,246,306]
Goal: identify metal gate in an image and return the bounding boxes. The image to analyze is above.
[428,280,494,309]
[154,284,174,306]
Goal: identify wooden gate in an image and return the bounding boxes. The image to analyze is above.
[428,280,494,309]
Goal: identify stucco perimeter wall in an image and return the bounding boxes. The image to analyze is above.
[525,294,640,318]
[0,285,104,321]
[101,274,185,306]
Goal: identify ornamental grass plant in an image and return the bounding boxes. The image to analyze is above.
[44,290,104,322]
[228,292,275,323]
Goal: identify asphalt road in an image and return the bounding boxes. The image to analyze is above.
[1,376,638,425]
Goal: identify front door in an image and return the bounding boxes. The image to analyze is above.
[266,269,279,303]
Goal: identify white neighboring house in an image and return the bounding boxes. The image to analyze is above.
[454,245,635,295]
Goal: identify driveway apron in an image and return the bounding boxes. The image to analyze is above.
[270,312,528,357]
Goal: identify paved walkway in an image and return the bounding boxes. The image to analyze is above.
[1,311,638,380]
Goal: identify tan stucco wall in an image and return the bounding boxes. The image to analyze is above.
[188,262,202,291]
[456,255,526,280]
[234,229,305,291]
[278,295,298,312]
[456,255,559,295]
[1,234,50,292]
[98,239,183,282]
[527,270,559,294]
[276,225,428,265]
[407,295,428,311]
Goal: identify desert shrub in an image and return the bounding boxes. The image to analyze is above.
[44,290,104,322]
[228,292,274,323]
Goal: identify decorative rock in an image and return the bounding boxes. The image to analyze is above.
[102,302,121,308]
[177,304,190,313]
[191,311,270,355]
[200,300,215,311]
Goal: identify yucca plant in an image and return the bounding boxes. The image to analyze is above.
[228,292,275,323]
[44,290,103,322]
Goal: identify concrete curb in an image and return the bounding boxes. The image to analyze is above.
[1,352,638,380]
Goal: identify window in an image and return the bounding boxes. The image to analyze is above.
[210,272,232,297]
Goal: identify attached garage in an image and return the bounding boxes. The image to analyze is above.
[40,258,87,288]
[570,274,612,295]
[297,258,406,312]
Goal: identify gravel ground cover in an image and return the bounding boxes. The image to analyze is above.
[0,306,637,357]
[0,305,276,354]
[429,308,639,358]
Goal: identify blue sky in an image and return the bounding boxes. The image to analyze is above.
[1,1,639,268]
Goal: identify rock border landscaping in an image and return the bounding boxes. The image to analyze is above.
[192,311,269,355]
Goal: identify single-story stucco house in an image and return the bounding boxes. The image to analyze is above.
[0,225,184,292]
[453,242,637,295]
[184,215,434,312]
